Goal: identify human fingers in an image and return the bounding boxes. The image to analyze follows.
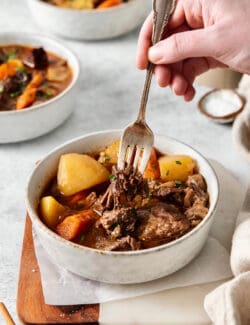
[168,71,195,101]
[182,57,225,86]
[171,72,188,96]
[154,65,172,87]
[184,85,195,102]
[136,13,153,70]
[168,0,185,30]
[171,58,218,101]
[148,27,217,65]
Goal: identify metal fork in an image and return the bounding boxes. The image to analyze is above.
[118,0,176,174]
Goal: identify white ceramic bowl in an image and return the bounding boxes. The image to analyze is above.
[0,32,79,143]
[26,130,219,284]
[27,0,151,40]
[198,89,246,124]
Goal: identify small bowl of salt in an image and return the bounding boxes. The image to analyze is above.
[198,89,246,124]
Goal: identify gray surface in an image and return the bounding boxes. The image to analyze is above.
[0,0,249,322]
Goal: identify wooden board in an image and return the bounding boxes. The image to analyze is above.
[17,216,99,324]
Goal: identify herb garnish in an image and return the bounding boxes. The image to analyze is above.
[7,49,18,60]
[9,90,22,98]
[175,161,182,165]
[165,170,169,176]
[15,66,26,72]
[104,155,110,162]
[42,91,53,99]
[0,85,4,94]
[109,174,116,181]
[175,180,183,187]
[80,235,86,242]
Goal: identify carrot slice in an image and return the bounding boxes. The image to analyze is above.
[16,72,43,110]
[0,63,8,80]
[143,148,161,180]
[56,210,96,241]
[97,0,122,9]
[27,72,43,89]
[64,190,89,207]
[0,60,23,80]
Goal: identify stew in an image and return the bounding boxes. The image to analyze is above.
[39,140,210,251]
[43,0,129,10]
[0,45,72,111]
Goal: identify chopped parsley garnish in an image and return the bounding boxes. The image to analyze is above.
[9,90,22,98]
[109,174,116,181]
[175,180,183,187]
[165,170,169,176]
[7,49,18,60]
[175,160,182,165]
[42,91,53,99]
[37,89,53,100]
[147,194,153,200]
[0,85,4,94]
[15,66,26,72]
[104,155,110,162]
[80,235,86,242]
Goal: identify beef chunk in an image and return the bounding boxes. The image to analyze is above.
[187,174,206,191]
[2,70,31,95]
[108,236,141,251]
[149,180,185,206]
[98,207,137,239]
[111,165,148,206]
[184,174,209,222]
[137,202,190,243]
[83,192,97,208]
[100,165,149,210]
[185,197,208,221]
[184,187,195,208]
[23,47,49,69]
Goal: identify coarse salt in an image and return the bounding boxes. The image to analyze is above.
[201,89,242,117]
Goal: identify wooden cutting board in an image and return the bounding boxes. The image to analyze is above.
[17,216,99,324]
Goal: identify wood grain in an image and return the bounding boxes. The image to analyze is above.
[0,302,15,325]
[17,216,99,324]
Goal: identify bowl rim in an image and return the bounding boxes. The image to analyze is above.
[0,31,80,116]
[198,88,246,121]
[26,129,219,256]
[29,0,143,13]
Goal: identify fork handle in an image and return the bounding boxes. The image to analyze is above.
[136,0,176,123]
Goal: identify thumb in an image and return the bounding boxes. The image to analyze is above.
[149,27,217,64]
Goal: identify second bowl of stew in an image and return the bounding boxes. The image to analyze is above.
[27,0,151,40]
[27,130,219,284]
[0,32,79,143]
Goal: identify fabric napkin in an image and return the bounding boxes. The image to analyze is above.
[204,75,250,325]
[204,186,250,325]
[33,160,244,306]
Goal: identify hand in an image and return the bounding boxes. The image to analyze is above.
[136,0,250,101]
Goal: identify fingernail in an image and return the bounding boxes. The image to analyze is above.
[148,46,162,63]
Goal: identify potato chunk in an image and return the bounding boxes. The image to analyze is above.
[159,155,195,182]
[58,153,109,196]
[99,140,120,165]
[40,196,66,228]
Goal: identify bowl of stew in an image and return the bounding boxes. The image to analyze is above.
[0,32,79,143]
[26,130,219,284]
[27,0,151,40]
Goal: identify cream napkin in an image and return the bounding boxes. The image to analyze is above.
[204,75,250,325]
[204,187,250,325]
